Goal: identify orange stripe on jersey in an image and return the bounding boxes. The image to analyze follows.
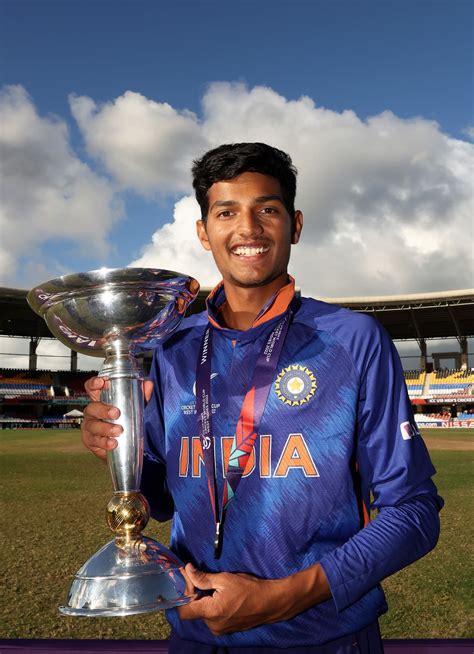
[208,313,221,329]
[361,500,370,526]
[237,386,256,447]
[206,282,225,328]
[253,277,295,328]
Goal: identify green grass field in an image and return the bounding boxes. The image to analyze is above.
[0,428,472,640]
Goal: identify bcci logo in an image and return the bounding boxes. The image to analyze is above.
[275,365,317,406]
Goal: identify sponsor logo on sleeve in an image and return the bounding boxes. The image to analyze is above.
[400,421,419,440]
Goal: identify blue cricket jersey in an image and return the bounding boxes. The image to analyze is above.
[141,280,443,648]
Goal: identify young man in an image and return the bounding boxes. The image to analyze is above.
[82,143,443,653]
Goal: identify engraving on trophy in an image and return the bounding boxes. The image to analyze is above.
[27,268,199,617]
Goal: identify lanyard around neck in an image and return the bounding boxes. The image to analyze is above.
[196,309,292,558]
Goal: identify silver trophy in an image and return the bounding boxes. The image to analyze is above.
[27,268,200,617]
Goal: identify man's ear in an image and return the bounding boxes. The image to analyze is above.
[196,219,212,251]
[291,210,303,245]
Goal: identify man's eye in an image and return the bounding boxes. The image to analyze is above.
[261,207,278,214]
[217,210,234,218]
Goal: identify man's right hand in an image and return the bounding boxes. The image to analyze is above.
[81,376,153,460]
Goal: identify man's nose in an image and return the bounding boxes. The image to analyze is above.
[237,209,264,237]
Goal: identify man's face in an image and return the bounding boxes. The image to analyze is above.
[196,172,303,289]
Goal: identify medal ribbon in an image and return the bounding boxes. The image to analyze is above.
[196,309,292,557]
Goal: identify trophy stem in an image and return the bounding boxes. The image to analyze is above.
[100,338,144,492]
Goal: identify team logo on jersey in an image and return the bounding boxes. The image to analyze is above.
[274,365,317,406]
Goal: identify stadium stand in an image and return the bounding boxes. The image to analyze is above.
[428,369,474,396]
[0,368,94,428]
[404,370,426,398]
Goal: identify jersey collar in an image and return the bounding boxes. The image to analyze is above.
[206,277,296,332]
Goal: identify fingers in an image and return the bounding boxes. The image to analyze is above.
[82,376,154,461]
[86,376,154,404]
[84,375,108,401]
[84,399,120,421]
[184,564,219,591]
[178,564,221,620]
[81,401,122,459]
[178,594,214,621]
[179,566,203,604]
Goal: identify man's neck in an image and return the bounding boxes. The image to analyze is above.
[219,274,289,330]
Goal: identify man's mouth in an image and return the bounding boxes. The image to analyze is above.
[231,245,270,257]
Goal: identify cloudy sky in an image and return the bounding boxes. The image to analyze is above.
[0,0,473,368]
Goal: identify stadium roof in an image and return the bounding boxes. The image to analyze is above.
[317,289,474,342]
[1,286,473,343]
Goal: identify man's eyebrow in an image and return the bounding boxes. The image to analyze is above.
[209,195,284,212]
[209,200,237,211]
[254,194,284,203]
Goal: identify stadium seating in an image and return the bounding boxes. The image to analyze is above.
[428,369,474,396]
[456,411,474,420]
[403,369,474,399]
[0,383,51,399]
[0,368,95,427]
[0,368,96,401]
[403,370,426,397]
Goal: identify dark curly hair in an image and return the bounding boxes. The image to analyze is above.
[192,142,298,221]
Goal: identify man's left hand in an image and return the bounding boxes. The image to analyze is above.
[178,563,287,635]
[178,561,331,636]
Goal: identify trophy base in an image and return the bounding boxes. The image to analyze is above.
[59,536,194,617]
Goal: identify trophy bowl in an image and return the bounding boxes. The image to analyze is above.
[27,268,200,616]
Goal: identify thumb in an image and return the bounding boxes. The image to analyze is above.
[143,380,154,403]
[184,563,217,591]
[84,375,107,401]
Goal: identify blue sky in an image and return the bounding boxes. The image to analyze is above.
[0,0,473,368]
[2,0,472,136]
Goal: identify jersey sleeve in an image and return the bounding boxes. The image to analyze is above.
[141,345,174,522]
[320,317,443,611]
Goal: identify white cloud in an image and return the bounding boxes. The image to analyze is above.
[463,126,474,140]
[69,91,206,195]
[2,83,472,297]
[130,195,220,286]
[0,85,122,286]
[118,83,473,296]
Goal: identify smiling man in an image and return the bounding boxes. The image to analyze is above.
[82,143,443,653]
[195,168,303,329]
